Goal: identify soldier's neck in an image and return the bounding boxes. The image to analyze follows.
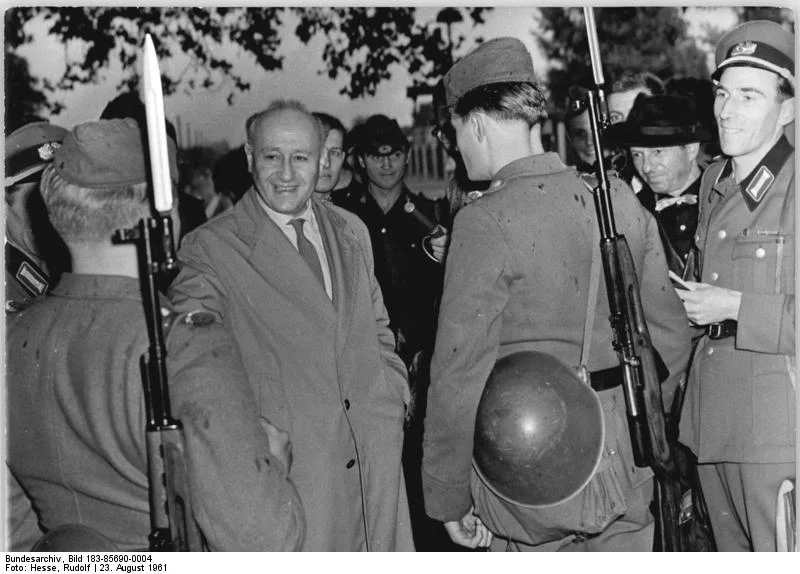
[69,242,139,278]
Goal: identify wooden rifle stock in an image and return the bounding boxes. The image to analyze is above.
[116,215,202,552]
[583,82,683,551]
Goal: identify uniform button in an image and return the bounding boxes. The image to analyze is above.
[344,399,350,410]
[679,224,687,231]
[755,248,766,258]
[710,272,719,281]
[707,347,714,356]
[380,227,387,234]
[717,230,726,239]
[346,459,356,469]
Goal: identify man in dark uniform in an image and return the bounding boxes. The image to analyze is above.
[4,122,70,313]
[421,37,692,552]
[677,20,795,551]
[333,113,451,549]
[6,118,305,551]
[606,94,711,279]
[333,114,450,367]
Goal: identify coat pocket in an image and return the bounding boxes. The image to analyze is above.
[751,353,795,446]
[732,231,792,294]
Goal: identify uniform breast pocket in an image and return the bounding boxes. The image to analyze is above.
[732,232,791,294]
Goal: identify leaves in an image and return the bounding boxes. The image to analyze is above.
[537,7,711,115]
[292,7,491,99]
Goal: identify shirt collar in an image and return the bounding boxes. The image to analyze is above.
[713,135,793,197]
[257,193,314,228]
[51,273,142,300]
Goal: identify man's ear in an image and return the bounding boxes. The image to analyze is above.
[778,96,795,127]
[358,155,366,169]
[244,143,254,173]
[470,112,486,142]
[684,142,701,162]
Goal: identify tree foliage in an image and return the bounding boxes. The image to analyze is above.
[5,6,284,106]
[294,7,491,99]
[5,6,491,120]
[537,7,710,115]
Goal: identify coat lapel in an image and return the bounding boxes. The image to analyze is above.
[236,190,336,324]
[313,202,360,358]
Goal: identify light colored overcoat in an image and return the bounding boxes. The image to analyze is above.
[170,189,414,551]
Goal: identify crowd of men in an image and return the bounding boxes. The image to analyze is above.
[5,19,795,552]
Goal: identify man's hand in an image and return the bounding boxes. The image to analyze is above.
[261,419,293,473]
[444,507,493,548]
[675,281,742,326]
[424,226,450,263]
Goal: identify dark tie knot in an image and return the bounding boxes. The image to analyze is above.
[289,218,307,231]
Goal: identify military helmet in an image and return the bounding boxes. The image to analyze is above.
[473,351,604,507]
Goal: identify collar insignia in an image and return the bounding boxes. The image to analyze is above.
[731,41,758,56]
[743,165,774,210]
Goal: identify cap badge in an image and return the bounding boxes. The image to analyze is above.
[37,142,60,161]
[731,41,758,57]
[377,144,393,155]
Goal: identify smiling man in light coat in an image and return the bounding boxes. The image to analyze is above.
[169,100,414,551]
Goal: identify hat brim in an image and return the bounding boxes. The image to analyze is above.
[712,59,795,85]
[605,123,712,148]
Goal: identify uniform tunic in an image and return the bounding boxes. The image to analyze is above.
[421,153,692,550]
[6,274,304,551]
[333,184,447,364]
[680,136,795,464]
[169,189,414,551]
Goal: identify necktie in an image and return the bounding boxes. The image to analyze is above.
[654,194,698,213]
[289,218,325,287]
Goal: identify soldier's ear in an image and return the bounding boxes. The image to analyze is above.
[244,143,254,173]
[778,96,795,127]
[471,112,486,142]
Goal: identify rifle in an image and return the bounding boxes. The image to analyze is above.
[113,34,202,552]
[582,7,683,551]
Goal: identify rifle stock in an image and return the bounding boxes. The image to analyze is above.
[583,7,683,551]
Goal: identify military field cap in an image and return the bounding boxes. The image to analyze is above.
[354,114,409,155]
[53,118,178,188]
[713,20,795,85]
[444,37,535,108]
[604,93,711,148]
[5,122,68,187]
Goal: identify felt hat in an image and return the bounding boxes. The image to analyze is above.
[604,94,711,148]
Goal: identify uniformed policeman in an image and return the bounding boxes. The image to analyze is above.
[676,20,795,551]
[421,37,691,551]
[6,118,305,551]
[4,122,70,313]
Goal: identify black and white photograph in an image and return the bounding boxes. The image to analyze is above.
[3,5,796,558]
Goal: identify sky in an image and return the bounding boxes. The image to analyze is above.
[14,6,738,149]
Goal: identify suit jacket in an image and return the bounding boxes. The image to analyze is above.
[169,189,414,551]
[680,138,795,463]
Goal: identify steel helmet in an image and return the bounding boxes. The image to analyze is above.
[473,351,604,507]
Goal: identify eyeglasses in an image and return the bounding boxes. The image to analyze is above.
[432,125,457,152]
[324,148,345,161]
